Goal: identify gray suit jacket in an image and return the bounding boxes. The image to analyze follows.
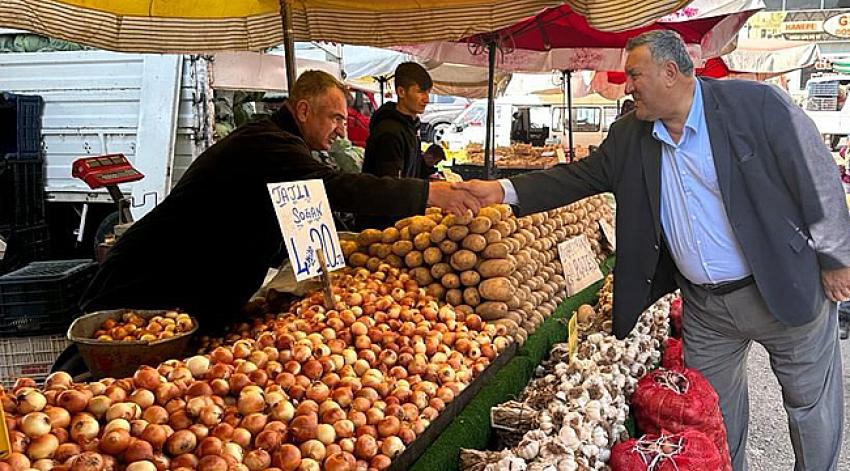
[510,78,850,338]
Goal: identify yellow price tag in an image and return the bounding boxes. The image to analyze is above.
[567,313,579,359]
[0,403,11,459]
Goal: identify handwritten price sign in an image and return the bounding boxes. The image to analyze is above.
[558,235,603,296]
[267,179,346,281]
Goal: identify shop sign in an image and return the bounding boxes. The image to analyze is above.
[745,9,850,42]
[823,13,850,39]
[558,234,603,296]
[267,179,345,281]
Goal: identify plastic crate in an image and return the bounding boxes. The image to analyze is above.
[0,259,96,335]
[806,96,839,112]
[0,156,46,229]
[0,223,50,275]
[0,334,71,389]
[807,81,840,97]
[0,92,44,158]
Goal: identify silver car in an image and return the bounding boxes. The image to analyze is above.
[421,94,470,145]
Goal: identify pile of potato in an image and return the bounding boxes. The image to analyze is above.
[463,143,561,169]
[343,197,613,345]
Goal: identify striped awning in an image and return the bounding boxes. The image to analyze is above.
[0,0,694,53]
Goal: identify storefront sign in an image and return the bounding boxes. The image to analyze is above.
[267,179,345,281]
[746,9,850,42]
[823,13,850,39]
[558,235,604,296]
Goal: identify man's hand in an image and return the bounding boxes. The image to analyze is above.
[451,179,505,206]
[428,181,481,216]
[822,267,850,302]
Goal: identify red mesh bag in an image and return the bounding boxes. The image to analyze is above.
[662,337,684,370]
[610,429,724,471]
[669,297,683,338]
[631,368,732,471]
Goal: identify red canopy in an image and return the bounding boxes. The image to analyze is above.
[460,4,727,50]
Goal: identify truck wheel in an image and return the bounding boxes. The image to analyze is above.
[430,122,451,145]
[93,211,119,254]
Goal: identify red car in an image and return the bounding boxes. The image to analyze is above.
[346,86,377,148]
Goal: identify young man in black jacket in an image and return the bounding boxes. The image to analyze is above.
[77,70,479,336]
[362,62,432,179]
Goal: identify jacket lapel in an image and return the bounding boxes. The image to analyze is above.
[641,132,662,239]
[701,80,733,208]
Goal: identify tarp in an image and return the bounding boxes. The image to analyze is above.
[0,0,694,53]
[395,0,762,73]
[342,45,511,99]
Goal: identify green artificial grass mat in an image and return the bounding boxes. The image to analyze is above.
[409,256,616,471]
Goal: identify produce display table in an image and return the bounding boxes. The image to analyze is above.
[409,256,616,471]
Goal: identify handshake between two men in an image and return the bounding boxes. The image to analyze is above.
[426,180,508,216]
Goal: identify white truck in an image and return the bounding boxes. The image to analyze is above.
[442,94,619,151]
[0,46,343,256]
[0,49,215,254]
[803,74,850,150]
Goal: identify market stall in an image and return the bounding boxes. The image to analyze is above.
[0,197,624,470]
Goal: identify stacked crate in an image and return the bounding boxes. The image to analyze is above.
[0,92,49,274]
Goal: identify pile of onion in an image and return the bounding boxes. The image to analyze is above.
[1,265,511,471]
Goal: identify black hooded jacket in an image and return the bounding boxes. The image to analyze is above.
[362,102,423,178]
[79,106,428,332]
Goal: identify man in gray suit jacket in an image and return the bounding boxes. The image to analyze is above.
[459,31,850,470]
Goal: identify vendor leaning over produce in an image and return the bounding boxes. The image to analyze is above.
[456,30,850,471]
[76,70,480,340]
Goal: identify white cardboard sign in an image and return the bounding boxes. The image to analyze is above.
[558,235,604,296]
[267,179,345,281]
[599,219,616,252]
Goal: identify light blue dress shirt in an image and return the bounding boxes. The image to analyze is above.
[499,81,750,284]
[654,81,750,284]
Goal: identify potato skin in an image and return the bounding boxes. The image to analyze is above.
[450,250,478,271]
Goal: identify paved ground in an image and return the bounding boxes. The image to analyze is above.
[745,337,850,470]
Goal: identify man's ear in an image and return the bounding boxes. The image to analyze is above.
[294,99,310,122]
[396,86,407,100]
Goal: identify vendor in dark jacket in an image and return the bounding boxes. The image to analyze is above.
[77,70,479,335]
[362,62,432,179]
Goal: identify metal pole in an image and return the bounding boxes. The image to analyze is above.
[565,69,574,160]
[484,40,496,180]
[379,77,386,105]
[280,0,297,94]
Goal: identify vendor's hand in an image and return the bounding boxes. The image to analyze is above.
[451,179,505,206]
[822,267,850,302]
[428,181,481,216]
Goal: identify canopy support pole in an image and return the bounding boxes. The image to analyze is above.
[562,69,574,161]
[484,40,497,180]
[280,0,297,93]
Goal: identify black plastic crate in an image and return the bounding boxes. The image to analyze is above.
[0,157,46,228]
[0,259,97,336]
[0,223,50,275]
[0,92,44,158]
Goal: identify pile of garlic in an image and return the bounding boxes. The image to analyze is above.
[462,279,674,471]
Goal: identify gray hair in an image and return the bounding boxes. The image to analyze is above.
[625,30,694,76]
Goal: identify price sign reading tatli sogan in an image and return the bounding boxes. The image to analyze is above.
[558,234,604,296]
[267,179,346,282]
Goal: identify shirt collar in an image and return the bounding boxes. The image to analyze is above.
[651,79,703,146]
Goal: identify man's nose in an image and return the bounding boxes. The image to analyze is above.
[624,80,634,94]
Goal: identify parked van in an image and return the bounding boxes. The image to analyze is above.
[442,94,619,151]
